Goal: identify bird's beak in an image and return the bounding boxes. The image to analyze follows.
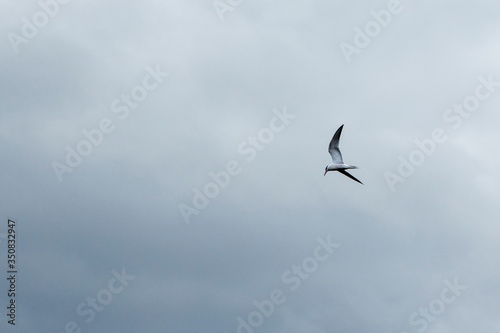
[324,170,327,176]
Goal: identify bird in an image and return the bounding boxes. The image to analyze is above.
[324,125,363,184]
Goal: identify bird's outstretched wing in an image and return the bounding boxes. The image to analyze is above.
[328,125,344,164]
[338,169,363,185]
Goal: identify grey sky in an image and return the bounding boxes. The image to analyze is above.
[1,0,499,332]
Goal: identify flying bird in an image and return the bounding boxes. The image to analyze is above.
[324,125,363,184]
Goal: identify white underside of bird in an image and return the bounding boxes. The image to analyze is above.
[324,125,363,185]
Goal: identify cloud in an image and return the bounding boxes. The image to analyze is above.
[0,0,499,332]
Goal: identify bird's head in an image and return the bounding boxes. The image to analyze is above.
[324,166,329,176]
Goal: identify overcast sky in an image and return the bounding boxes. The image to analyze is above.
[1,0,500,332]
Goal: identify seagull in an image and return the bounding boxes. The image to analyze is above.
[324,125,363,184]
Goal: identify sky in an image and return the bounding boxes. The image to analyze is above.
[1,0,500,332]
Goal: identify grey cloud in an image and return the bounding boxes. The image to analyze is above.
[0,0,499,332]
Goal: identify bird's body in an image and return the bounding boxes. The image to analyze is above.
[325,163,356,171]
[324,125,363,184]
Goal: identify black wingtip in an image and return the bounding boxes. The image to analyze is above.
[338,170,363,185]
[334,124,344,137]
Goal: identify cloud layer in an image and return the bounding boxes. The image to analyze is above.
[1,0,499,332]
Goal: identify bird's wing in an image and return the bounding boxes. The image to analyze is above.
[338,170,363,185]
[328,125,344,164]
